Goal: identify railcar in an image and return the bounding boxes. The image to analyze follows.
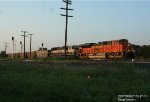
[78,39,134,59]
[51,45,79,57]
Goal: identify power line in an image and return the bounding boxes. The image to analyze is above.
[60,0,73,59]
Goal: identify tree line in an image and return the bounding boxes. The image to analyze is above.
[133,45,150,59]
[0,51,7,58]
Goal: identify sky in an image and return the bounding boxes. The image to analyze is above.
[0,0,150,53]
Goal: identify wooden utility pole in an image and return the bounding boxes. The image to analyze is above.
[28,34,34,59]
[21,31,28,58]
[3,42,9,54]
[60,0,73,59]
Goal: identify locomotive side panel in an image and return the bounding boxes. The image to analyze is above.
[79,39,134,59]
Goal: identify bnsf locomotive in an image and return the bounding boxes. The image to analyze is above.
[78,39,134,59]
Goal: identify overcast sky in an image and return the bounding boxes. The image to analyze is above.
[0,0,150,53]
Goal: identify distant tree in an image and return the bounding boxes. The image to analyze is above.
[132,44,142,58]
[141,45,150,59]
[0,51,7,57]
[132,44,150,59]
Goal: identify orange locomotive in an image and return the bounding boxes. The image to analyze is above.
[78,39,134,59]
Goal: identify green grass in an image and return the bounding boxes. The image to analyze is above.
[0,63,150,102]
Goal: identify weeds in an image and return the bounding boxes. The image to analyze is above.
[0,63,149,102]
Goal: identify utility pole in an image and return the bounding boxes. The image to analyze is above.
[3,42,9,54]
[14,40,17,53]
[60,0,73,59]
[28,34,34,59]
[21,31,28,59]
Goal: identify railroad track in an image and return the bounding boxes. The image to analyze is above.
[0,60,150,68]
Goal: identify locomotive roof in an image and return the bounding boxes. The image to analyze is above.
[51,47,61,49]
[98,39,128,43]
[98,41,112,44]
[119,39,128,41]
[79,43,96,47]
[51,45,79,50]
[112,39,128,41]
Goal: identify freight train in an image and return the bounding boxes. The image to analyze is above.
[51,39,135,59]
[7,39,134,60]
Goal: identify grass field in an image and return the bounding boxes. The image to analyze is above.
[0,62,150,102]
